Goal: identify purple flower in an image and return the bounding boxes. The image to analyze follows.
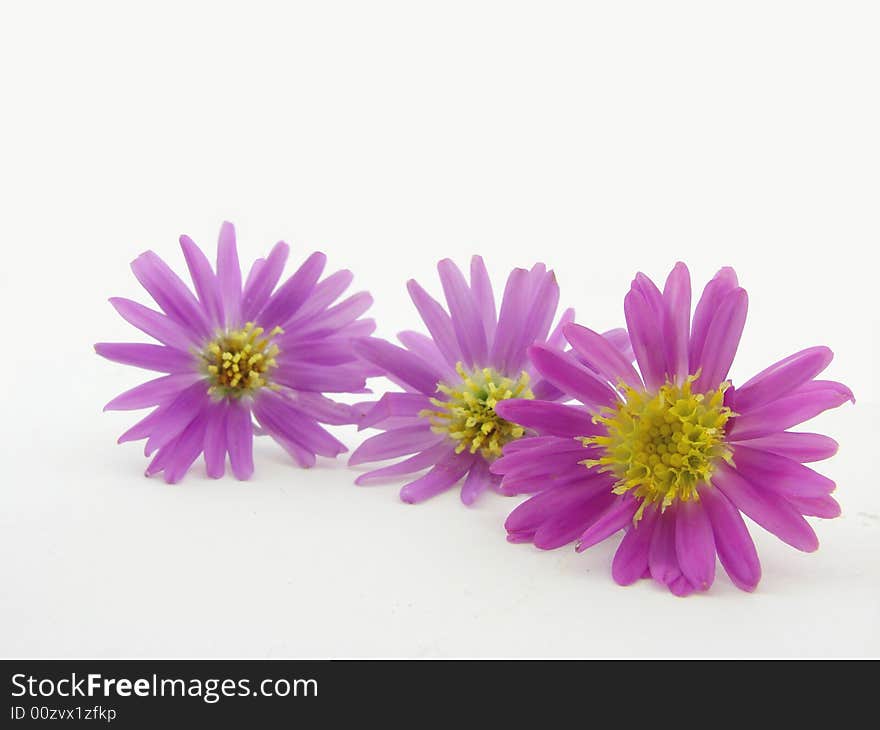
[493,263,853,595]
[96,222,375,482]
[349,257,630,505]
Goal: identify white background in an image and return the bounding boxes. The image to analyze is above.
[1,2,877,658]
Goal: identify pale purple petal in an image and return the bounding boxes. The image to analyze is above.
[601,327,634,363]
[103,373,200,411]
[349,425,445,466]
[528,344,619,409]
[278,391,358,426]
[438,258,488,367]
[358,392,433,430]
[786,494,841,519]
[290,291,373,339]
[689,266,738,372]
[460,458,495,506]
[728,431,838,463]
[397,331,457,381]
[699,484,761,592]
[257,251,326,330]
[693,287,748,391]
[130,250,211,338]
[490,268,531,373]
[727,380,854,440]
[507,270,560,372]
[469,255,497,341]
[216,221,243,328]
[273,362,368,393]
[241,241,290,321]
[545,307,576,351]
[731,346,834,413]
[354,442,454,485]
[161,410,209,484]
[287,269,353,323]
[534,491,616,550]
[563,323,642,389]
[226,400,254,480]
[94,342,195,374]
[713,462,818,552]
[142,381,211,455]
[253,391,347,458]
[203,400,228,479]
[179,234,223,328]
[406,279,461,368]
[400,450,476,504]
[352,337,442,396]
[108,297,198,351]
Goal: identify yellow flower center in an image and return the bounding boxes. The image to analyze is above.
[200,322,283,398]
[583,374,734,521]
[421,362,534,459]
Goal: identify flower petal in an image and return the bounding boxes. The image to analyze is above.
[354,442,453,485]
[698,484,761,592]
[611,507,660,586]
[108,297,198,351]
[400,450,476,503]
[493,399,598,439]
[353,337,442,396]
[103,373,200,411]
[179,234,223,328]
[226,400,254,480]
[674,499,716,591]
[358,392,433,430]
[728,431,838,463]
[216,221,243,328]
[528,344,619,409]
[460,457,496,505]
[349,424,445,466]
[731,346,834,413]
[694,287,748,391]
[438,258,488,367]
[662,262,692,383]
[563,323,642,389]
[624,287,666,391]
[203,400,228,479]
[241,241,290,322]
[130,250,211,338]
[406,278,461,368]
[576,496,639,552]
[95,342,195,373]
[731,444,835,498]
[470,255,497,341]
[713,462,818,552]
[490,268,531,374]
[689,267,738,373]
[256,251,326,330]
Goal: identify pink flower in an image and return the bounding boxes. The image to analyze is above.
[96,222,375,482]
[493,263,853,595]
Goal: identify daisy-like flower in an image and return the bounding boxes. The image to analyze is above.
[96,222,375,482]
[492,263,853,595]
[349,257,631,505]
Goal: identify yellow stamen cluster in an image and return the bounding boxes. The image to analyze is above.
[421,363,534,459]
[583,374,734,522]
[200,322,283,398]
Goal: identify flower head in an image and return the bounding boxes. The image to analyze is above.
[349,256,630,505]
[493,263,853,595]
[96,222,375,482]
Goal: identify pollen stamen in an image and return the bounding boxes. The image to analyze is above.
[200,322,283,398]
[420,362,533,459]
[583,374,734,522]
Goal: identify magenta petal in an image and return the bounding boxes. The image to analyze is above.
[281,391,359,426]
[786,494,842,519]
[693,287,748,391]
[528,344,619,408]
[109,298,197,351]
[438,258,489,367]
[406,278,461,368]
[257,251,326,330]
[400,451,476,503]
[728,380,854,440]
[253,392,347,458]
[104,373,200,411]
[713,462,818,552]
[179,234,223,328]
[460,458,495,506]
[292,291,373,338]
[493,399,598,439]
[162,411,209,484]
[689,267,738,373]
[731,444,835,498]
[352,337,442,396]
[563,323,642,389]
[699,485,761,592]
[95,342,195,374]
[216,221,243,328]
[505,479,606,535]
[624,287,666,391]
[648,507,682,588]
[226,400,254,480]
[354,442,453,485]
[469,255,497,341]
[533,492,616,550]
[612,507,660,586]
[601,327,634,363]
[241,241,290,322]
[203,400,228,479]
[576,496,639,552]
[729,431,838,463]
[349,425,444,466]
[143,382,211,455]
[662,262,691,383]
[731,346,833,412]
[508,269,560,372]
[288,269,354,323]
[673,499,716,591]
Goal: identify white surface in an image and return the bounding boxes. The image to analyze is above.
[1,2,878,658]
